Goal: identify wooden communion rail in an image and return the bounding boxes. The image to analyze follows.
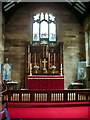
[1,89,90,103]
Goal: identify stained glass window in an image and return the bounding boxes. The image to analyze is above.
[33,22,39,41]
[49,14,55,21]
[45,13,48,21]
[33,13,56,42]
[40,21,48,38]
[49,23,56,41]
[40,13,44,21]
[34,13,40,21]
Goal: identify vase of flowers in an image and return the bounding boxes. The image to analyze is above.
[34,65,39,73]
[50,65,56,73]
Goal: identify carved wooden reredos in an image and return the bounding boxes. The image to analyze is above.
[28,42,63,75]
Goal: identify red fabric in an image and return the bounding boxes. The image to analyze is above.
[8,106,89,118]
[76,82,81,83]
[8,102,90,106]
[27,76,64,89]
[22,118,88,120]
[28,76,64,78]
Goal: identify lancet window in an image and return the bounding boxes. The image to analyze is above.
[33,13,56,45]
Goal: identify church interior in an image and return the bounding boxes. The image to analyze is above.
[0,1,90,120]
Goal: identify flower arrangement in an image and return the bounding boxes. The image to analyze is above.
[50,65,56,73]
[34,65,39,69]
[50,65,56,69]
[34,65,39,73]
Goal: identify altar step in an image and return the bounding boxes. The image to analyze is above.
[8,102,89,119]
[8,102,90,108]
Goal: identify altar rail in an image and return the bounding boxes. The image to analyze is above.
[1,90,90,103]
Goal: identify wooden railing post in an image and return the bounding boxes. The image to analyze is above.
[86,92,89,100]
[47,92,51,102]
[30,92,34,102]
[8,93,11,101]
[75,92,78,101]
[19,93,22,102]
[64,92,67,101]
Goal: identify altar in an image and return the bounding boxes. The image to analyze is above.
[27,42,64,90]
[27,76,64,89]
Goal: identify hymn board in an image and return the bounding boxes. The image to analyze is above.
[27,42,63,75]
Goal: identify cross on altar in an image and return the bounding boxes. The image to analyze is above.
[42,59,47,71]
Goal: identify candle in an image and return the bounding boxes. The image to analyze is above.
[61,63,62,68]
[30,63,32,76]
[60,63,63,76]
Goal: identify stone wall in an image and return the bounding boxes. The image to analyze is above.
[83,15,90,88]
[5,3,85,89]
[0,2,4,87]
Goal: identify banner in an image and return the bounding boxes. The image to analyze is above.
[1,63,12,81]
[77,61,86,80]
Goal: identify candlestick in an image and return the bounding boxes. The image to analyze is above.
[60,63,63,76]
[61,63,62,68]
[30,63,32,76]
[30,53,31,63]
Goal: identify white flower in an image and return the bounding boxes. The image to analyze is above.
[50,65,56,69]
[34,65,39,69]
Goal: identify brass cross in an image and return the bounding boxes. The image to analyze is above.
[42,59,47,71]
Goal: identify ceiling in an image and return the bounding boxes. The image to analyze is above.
[2,1,90,25]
